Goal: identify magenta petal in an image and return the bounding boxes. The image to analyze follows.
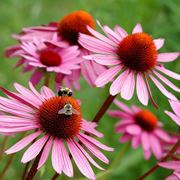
[159,161,180,170]
[154,129,171,142]
[149,134,162,159]
[6,131,41,154]
[30,69,44,86]
[141,132,150,150]
[126,124,142,135]
[67,139,95,179]
[21,135,48,163]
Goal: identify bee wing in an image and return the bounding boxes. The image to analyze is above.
[72,108,80,115]
[58,108,66,115]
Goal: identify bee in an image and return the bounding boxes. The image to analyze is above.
[58,103,80,116]
[58,87,73,97]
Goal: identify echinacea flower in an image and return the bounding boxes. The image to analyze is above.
[159,160,180,180]
[5,11,107,88]
[79,21,180,106]
[165,100,180,126]
[0,83,113,179]
[108,99,171,159]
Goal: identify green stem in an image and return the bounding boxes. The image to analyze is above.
[0,136,9,161]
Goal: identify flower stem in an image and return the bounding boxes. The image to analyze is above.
[24,152,42,180]
[0,154,15,179]
[92,94,117,123]
[0,136,9,161]
[51,173,59,180]
[22,162,30,180]
[138,137,180,180]
[44,73,50,87]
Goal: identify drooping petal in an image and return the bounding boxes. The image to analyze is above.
[114,25,128,38]
[169,100,180,117]
[95,65,122,87]
[121,71,135,100]
[159,161,180,170]
[153,39,165,50]
[126,124,142,135]
[6,131,41,154]
[110,70,129,96]
[165,111,180,126]
[136,73,149,105]
[38,137,53,169]
[154,129,171,142]
[149,75,177,100]
[67,139,95,179]
[21,135,49,163]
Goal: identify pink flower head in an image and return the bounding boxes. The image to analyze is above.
[159,160,180,180]
[5,11,107,88]
[0,83,113,179]
[79,21,180,106]
[165,100,180,126]
[108,99,171,160]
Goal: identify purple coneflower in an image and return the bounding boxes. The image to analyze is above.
[0,83,113,179]
[79,21,180,106]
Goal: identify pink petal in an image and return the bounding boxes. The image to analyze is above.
[119,134,132,143]
[0,124,39,133]
[78,135,109,164]
[155,65,180,80]
[86,25,116,46]
[132,135,140,149]
[154,129,171,142]
[165,111,180,126]
[136,73,149,105]
[157,52,179,62]
[121,72,135,100]
[132,23,143,33]
[113,99,133,114]
[149,134,163,159]
[38,137,53,169]
[79,33,115,54]
[83,54,119,66]
[40,86,55,99]
[30,69,44,86]
[51,138,63,174]
[95,65,122,87]
[53,138,73,177]
[108,110,133,119]
[149,75,177,100]
[78,133,113,151]
[141,132,150,150]
[144,149,151,160]
[159,161,180,170]
[110,70,129,96]
[153,71,180,92]
[5,131,41,154]
[74,141,104,170]
[81,120,103,138]
[153,39,165,50]
[126,124,142,135]
[67,139,95,179]
[114,25,128,38]
[21,135,48,163]
[169,100,180,117]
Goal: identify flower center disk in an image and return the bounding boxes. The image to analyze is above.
[116,33,157,72]
[58,10,95,45]
[40,50,61,67]
[38,96,82,139]
[134,110,157,132]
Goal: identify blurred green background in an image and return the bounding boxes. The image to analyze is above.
[0,0,180,179]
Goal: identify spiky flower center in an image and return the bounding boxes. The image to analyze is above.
[116,33,157,72]
[40,50,61,67]
[134,110,158,132]
[57,10,95,45]
[38,96,82,139]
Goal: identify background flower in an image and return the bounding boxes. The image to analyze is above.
[108,99,172,160]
